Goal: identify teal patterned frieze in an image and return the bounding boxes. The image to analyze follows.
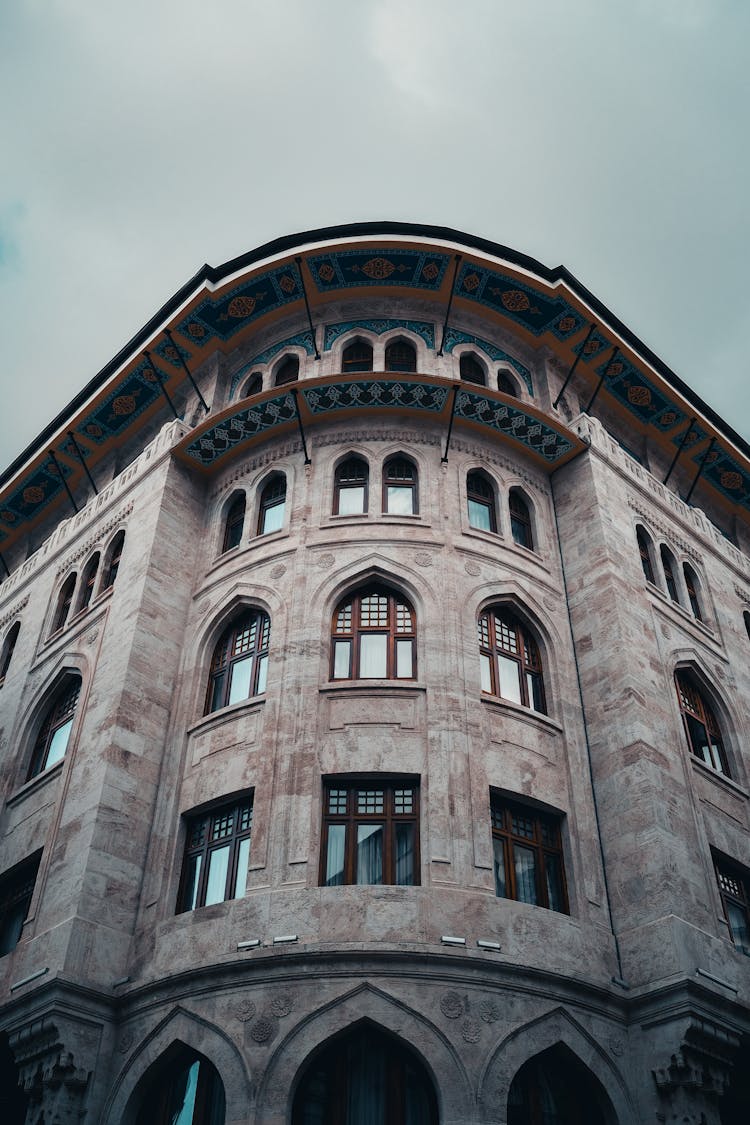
[457,263,585,340]
[593,356,687,432]
[230,331,317,398]
[303,380,450,416]
[175,264,303,346]
[442,328,533,395]
[455,390,573,463]
[323,320,435,351]
[695,445,750,506]
[308,249,449,292]
[183,393,298,466]
[0,458,74,530]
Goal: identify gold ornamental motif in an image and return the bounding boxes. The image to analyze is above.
[462,273,480,292]
[361,257,395,280]
[279,274,296,294]
[608,362,624,376]
[112,395,137,416]
[660,412,677,427]
[422,261,439,281]
[720,471,743,490]
[228,295,256,318]
[187,322,206,338]
[557,315,577,333]
[627,386,651,406]
[317,263,335,282]
[23,485,45,504]
[501,290,530,312]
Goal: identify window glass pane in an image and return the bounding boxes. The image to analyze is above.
[228,656,253,705]
[544,852,565,912]
[172,1060,200,1125]
[356,824,384,884]
[45,718,73,768]
[527,671,545,713]
[727,900,750,954]
[685,713,711,765]
[396,639,413,679]
[234,838,251,899]
[256,654,268,695]
[325,824,346,886]
[262,500,285,534]
[468,499,492,531]
[386,486,414,515]
[210,672,226,713]
[359,634,387,678]
[184,854,202,911]
[395,823,415,885]
[513,844,538,904]
[498,654,522,705]
[493,837,507,898]
[480,653,493,694]
[204,845,230,906]
[333,640,351,680]
[708,740,724,773]
[338,486,365,515]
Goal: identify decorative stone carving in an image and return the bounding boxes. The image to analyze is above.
[270,994,293,1018]
[316,553,335,569]
[414,552,433,567]
[270,564,287,580]
[234,999,257,1022]
[461,1018,481,1043]
[440,991,463,1019]
[118,1029,135,1054]
[653,1018,740,1125]
[464,561,481,577]
[479,999,500,1024]
[8,1018,90,1124]
[250,1016,277,1043]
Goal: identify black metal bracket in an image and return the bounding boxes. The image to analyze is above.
[663,416,696,486]
[164,328,209,413]
[441,385,460,463]
[553,323,595,410]
[67,431,98,495]
[291,389,312,465]
[437,255,462,357]
[295,257,320,360]
[584,346,619,414]
[685,437,715,505]
[48,449,79,514]
[144,351,180,420]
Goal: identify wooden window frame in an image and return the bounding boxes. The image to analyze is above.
[675,671,729,775]
[714,854,750,955]
[683,564,703,621]
[177,796,253,913]
[222,495,245,553]
[28,677,81,779]
[342,340,373,373]
[257,474,286,535]
[385,339,417,373]
[333,456,369,515]
[330,587,416,681]
[467,470,497,533]
[490,794,568,913]
[320,780,420,887]
[103,531,125,591]
[382,455,418,515]
[0,851,41,957]
[478,608,546,713]
[205,612,270,714]
[77,552,100,614]
[637,527,656,584]
[51,574,76,635]
[661,545,680,604]
[0,621,20,689]
[274,355,299,386]
[509,490,533,550]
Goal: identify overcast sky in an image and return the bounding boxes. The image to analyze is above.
[1,0,748,468]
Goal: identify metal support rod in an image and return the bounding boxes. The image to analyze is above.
[437,255,462,356]
[48,449,79,514]
[663,416,696,486]
[584,346,619,414]
[0,552,10,579]
[163,328,209,413]
[441,385,460,463]
[291,389,312,465]
[552,323,595,409]
[67,431,98,495]
[144,351,180,420]
[295,257,321,359]
[685,437,715,505]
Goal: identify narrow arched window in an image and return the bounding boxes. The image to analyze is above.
[77,553,100,613]
[0,622,20,688]
[28,676,81,778]
[206,611,270,714]
[676,671,728,775]
[135,1049,226,1125]
[383,456,418,515]
[479,608,546,713]
[258,474,286,534]
[331,587,416,680]
[637,527,656,584]
[334,456,368,515]
[274,355,299,386]
[102,531,125,590]
[683,563,703,621]
[467,470,497,532]
[51,574,76,635]
[497,370,518,396]
[661,545,680,603]
[222,494,245,552]
[460,352,486,386]
[242,372,262,397]
[509,490,533,550]
[744,610,750,641]
[385,340,417,372]
[342,340,373,372]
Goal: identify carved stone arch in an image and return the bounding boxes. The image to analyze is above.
[474,581,565,662]
[256,981,473,1124]
[14,655,89,780]
[671,651,741,782]
[496,364,523,398]
[193,584,281,687]
[337,330,377,373]
[316,553,437,624]
[102,1005,250,1125]
[382,329,422,373]
[478,1006,634,1125]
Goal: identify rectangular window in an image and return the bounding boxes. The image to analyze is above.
[338,486,366,515]
[715,855,750,954]
[321,781,419,887]
[468,499,492,531]
[0,852,41,957]
[490,795,567,913]
[178,797,253,913]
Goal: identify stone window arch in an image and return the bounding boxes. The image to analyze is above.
[257,472,287,535]
[0,621,20,688]
[334,455,369,515]
[497,367,520,396]
[382,454,418,515]
[27,673,82,779]
[342,338,374,373]
[459,351,486,386]
[133,1046,226,1125]
[50,572,77,636]
[331,585,416,681]
[221,492,245,553]
[205,610,270,714]
[273,354,299,386]
[636,526,656,585]
[102,530,125,591]
[507,1044,610,1125]
[660,544,680,604]
[467,469,498,533]
[241,372,263,398]
[76,552,100,614]
[675,669,729,775]
[478,605,546,713]
[683,562,704,621]
[384,338,417,373]
[509,488,534,550]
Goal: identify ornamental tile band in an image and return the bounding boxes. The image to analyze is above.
[175,265,302,345]
[323,320,435,351]
[183,393,298,466]
[457,262,584,339]
[302,381,450,416]
[454,389,573,462]
[307,249,449,292]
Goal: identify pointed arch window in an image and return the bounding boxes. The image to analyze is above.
[509,490,533,550]
[342,340,373,372]
[383,456,418,515]
[135,1049,225,1125]
[331,587,416,681]
[274,355,299,386]
[51,574,76,635]
[507,1047,608,1125]
[479,608,546,713]
[28,676,81,778]
[637,527,656,584]
[467,470,497,532]
[661,545,680,603]
[676,671,728,774]
[497,370,518,396]
[0,622,20,688]
[258,474,286,534]
[222,494,245,553]
[334,456,368,515]
[77,552,100,613]
[206,611,270,714]
[460,352,486,385]
[103,531,125,590]
[385,339,417,373]
[242,372,263,398]
[683,563,703,621]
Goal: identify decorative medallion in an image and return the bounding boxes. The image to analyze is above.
[112,395,137,416]
[660,412,677,427]
[609,1036,624,1057]
[279,274,297,294]
[462,273,480,292]
[479,999,501,1024]
[422,261,439,280]
[316,553,335,568]
[501,290,531,312]
[270,994,294,1018]
[720,471,742,490]
[86,629,99,646]
[187,322,206,338]
[461,1018,481,1043]
[86,423,104,437]
[250,1016,276,1043]
[317,263,335,282]
[608,361,624,376]
[270,564,287,580]
[228,296,256,318]
[414,552,432,567]
[440,991,464,1019]
[361,257,395,280]
[235,999,257,1022]
[557,315,577,334]
[627,386,651,406]
[465,561,481,577]
[23,486,45,505]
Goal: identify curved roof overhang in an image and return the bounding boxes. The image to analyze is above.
[1,222,748,553]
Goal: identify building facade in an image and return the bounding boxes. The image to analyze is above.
[0,224,748,1124]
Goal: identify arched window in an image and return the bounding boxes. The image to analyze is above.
[331,587,416,680]
[385,339,417,373]
[467,470,497,532]
[242,372,263,398]
[135,1049,225,1125]
[661,545,680,603]
[383,455,417,515]
[77,552,100,613]
[497,369,518,396]
[51,574,76,635]
[509,490,533,550]
[257,474,286,534]
[102,530,125,590]
[507,1046,608,1125]
[637,527,656,584]
[676,671,728,774]
[0,622,20,688]
[205,611,270,714]
[342,340,373,372]
[292,1025,438,1125]
[334,456,368,515]
[460,352,486,385]
[28,676,81,778]
[222,494,245,553]
[683,563,703,621]
[478,608,546,713]
[274,355,299,386]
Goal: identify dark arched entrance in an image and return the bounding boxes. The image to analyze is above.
[508,1045,609,1125]
[134,1046,225,1125]
[292,1023,438,1125]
